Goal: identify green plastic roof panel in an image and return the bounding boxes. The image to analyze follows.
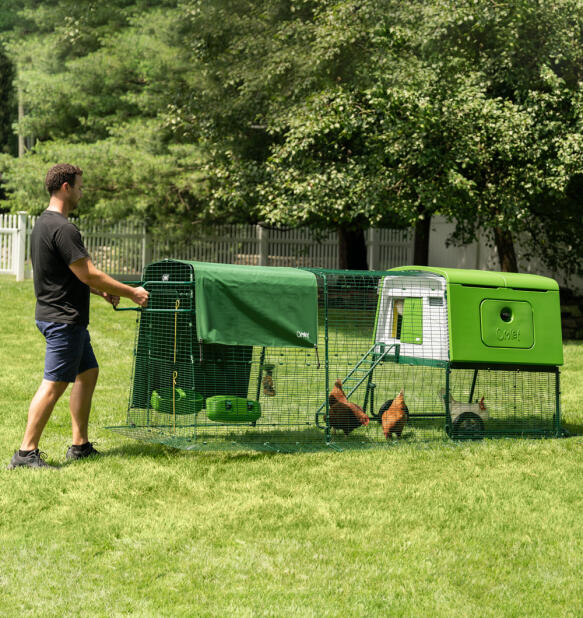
[389,266,559,291]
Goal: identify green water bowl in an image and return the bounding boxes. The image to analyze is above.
[150,388,203,415]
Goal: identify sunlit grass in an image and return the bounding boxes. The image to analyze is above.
[1,276,583,616]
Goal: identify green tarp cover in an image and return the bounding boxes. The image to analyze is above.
[190,262,318,348]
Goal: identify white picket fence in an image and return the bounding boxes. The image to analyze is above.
[0,213,27,280]
[3,212,576,289]
[0,213,415,281]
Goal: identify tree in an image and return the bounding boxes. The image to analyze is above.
[1,0,583,275]
[0,45,16,156]
[417,0,583,272]
[257,0,583,273]
[175,0,431,268]
[0,1,210,231]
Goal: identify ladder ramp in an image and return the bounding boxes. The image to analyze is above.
[315,343,394,426]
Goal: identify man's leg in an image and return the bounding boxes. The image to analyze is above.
[20,379,69,451]
[69,367,99,446]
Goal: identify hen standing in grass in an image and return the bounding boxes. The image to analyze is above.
[381,390,408,440]
[328,379,370,435]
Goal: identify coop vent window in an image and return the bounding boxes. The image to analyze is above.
[392,298,423,344]
[429,297,444,306]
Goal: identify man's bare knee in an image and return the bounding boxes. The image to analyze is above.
[76,367,99,384]
[40,379,69,403]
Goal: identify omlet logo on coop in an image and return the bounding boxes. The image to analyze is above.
[297,331,310,339]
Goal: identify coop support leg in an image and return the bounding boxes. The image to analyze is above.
[256,346,266,401]
[469,368,479,403]
[323,276,331,444]
[445,365,452,435]
[555,367,562,437]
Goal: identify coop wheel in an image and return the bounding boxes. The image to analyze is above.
[451,412,484,440]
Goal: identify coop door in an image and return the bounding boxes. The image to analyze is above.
[399,297,423,345]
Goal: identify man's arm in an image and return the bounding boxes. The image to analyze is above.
[69,257,149,307]
[90,287,121,308]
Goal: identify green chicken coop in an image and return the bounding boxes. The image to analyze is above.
[108,261,563,451]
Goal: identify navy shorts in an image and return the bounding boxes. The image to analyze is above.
[36,321,99,383]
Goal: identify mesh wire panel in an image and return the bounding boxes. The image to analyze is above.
[318,270,452,446]
[108,262,561,451]
[448,365,560,438]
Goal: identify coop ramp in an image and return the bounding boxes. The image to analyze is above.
[315,343,396,428]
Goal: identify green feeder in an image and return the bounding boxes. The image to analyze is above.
[150,388,203,415]
[206,396,261,423]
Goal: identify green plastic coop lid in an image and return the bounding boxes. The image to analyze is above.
[186,261,318,348]
[388,266,559,291]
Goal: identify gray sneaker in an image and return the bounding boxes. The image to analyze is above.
[66,442,100,461]
[7,449,55,470]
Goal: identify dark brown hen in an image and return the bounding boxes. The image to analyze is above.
[328,378,370,435]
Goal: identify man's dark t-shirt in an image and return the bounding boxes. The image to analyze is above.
[31,210,90,326]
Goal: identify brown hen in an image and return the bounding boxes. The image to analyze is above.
[381,390,408,440]
[328,379,370,435]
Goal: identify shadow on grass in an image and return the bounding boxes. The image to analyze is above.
[101,440,284,461]
[105,425,347,455]
[96,414,573,463]
[560,422,583,436]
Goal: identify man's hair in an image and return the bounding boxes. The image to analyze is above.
[45,164,83,195]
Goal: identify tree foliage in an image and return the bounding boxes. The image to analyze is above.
[0,0,208,228]
[0,44,16,157]
[0,0,582,272]
[419,0,583,272]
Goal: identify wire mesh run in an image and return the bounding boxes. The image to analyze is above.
[447,365,560,439]
[108,261,562,451]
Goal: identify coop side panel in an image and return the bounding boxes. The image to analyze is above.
[447,284,563,366]
[130,260,195,410]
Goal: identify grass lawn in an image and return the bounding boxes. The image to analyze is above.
[1,276,583,616]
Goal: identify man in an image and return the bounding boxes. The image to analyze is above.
[8,164,149,469]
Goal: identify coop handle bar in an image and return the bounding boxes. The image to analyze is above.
[113,306,195,313]
[111,279,194,312]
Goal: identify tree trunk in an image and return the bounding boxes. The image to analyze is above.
[338,227,368,270]
[413,211,431,266]
[493,227,518,272]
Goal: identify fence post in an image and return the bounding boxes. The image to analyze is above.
[258,224,269,266]
[14,211,27,281]
[142,225,152,273]
[367,228,379,271]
